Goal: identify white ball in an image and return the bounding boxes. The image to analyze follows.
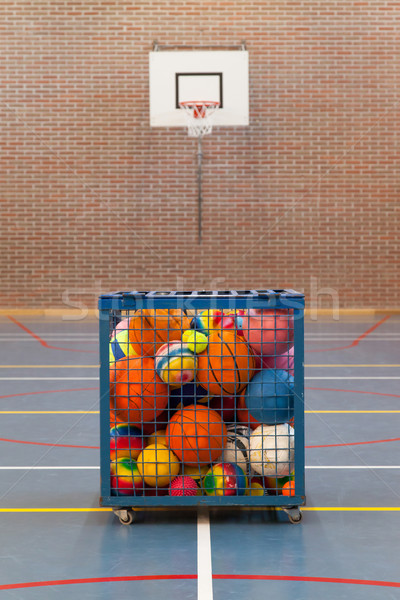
[218,425,251,474]
[249,423,294,477]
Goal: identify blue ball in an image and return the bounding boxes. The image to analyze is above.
[244,369,294,425]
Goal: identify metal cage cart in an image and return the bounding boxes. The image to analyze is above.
[99,290,305,524]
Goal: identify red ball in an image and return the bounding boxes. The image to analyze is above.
[169,475,199,496]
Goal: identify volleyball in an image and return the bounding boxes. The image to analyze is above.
[249,423,295,478]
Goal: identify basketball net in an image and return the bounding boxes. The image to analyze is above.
[179,101,220,137]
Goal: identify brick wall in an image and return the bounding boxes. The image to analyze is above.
[1,1,399,309]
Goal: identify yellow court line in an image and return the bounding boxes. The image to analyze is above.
[302,507,400,511]
[0,506,399,513]
[0,507,111,512]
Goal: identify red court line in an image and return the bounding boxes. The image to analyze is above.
[1,574,400,591]
[306,386,400,399]
[214,574,400,588]
[0,437,99,449]
[305,315,391,353]
[0,575,196,591]
[306,437,400,449]
[7,315,97,354]
[2,435,398,451]
[0,387,98,400]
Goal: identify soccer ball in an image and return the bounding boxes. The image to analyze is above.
[218,424,251,474]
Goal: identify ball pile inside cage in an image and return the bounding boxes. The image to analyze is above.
[109,308,296,497]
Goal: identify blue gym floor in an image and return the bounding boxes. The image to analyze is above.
[0,314,399,599]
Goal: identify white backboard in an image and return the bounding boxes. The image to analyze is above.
[149,50,249,127]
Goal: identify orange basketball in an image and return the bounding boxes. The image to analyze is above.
[196,330,255,396]
[110,356,168,427]
[166,404,227,466]
[128,309,190,356]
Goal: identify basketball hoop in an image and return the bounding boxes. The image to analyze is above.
[179,101,220,137]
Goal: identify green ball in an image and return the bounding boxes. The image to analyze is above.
[182,330,208,354]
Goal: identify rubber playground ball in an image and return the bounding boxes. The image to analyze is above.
[196,330,255,396]
[237,368,294,429]
[169,475,199,496]
[128,309,190,357]
[136,443,180,488]
[155,341,197,387]
[190,309,226,336]
[147,429,168,448]
[204,462,248,496]
[242,309,294,357]
[264,473,294,495]
[166,404,227,466]
[110,457,143,495]
[109,318,138,364]
[281,480,296,496]
[261,346,294,374]
[110,423,143,461]
[247,478,266,496]
[249,423,295,478]
[181,462,210,484]
[109,356,169,426]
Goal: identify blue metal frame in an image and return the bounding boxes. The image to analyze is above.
[99,290,305,509]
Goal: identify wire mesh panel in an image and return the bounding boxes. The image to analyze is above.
[99,291,305,517]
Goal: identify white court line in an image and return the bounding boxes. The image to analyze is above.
[0,466,399,470]
[305,338,400,342]
[0,377,99,380]
[197,508,213,600]
[0,466,100,470]
[306,466,400,469]
[306,377,400,380]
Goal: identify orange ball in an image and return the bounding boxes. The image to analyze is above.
[196,330,255,396]
[127,309,190,357]
[282,480,295,496]
[110,356,168,427]
[166,404,227,466]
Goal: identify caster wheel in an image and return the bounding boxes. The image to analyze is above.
[287,509,302,524]
[119,511,134,525]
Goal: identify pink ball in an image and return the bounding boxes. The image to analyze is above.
[115,318,131,334]
[261,346,294,374]
[242,309,294,357]
[169,476,199,496]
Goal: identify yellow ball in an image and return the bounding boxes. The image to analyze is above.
[147,429,167,448]
[182,330,208,354]
[137,444,180,488]
[247,482,265,496]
